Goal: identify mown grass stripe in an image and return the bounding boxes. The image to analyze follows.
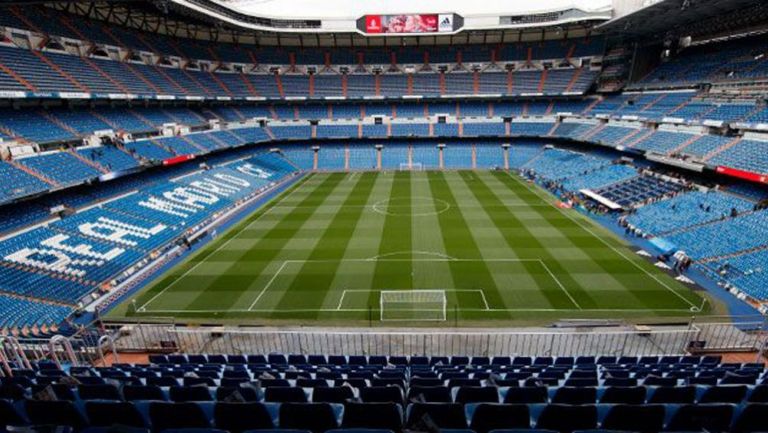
[427,171,506,313]
[274,172,379,311]
[369,171,412,306]
[460,170,596,309]
[131,173,317,310]
[182,172,351,310]
[492,171,702,310]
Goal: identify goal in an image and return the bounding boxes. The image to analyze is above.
[380,290,447,321]
[398,162,424,171]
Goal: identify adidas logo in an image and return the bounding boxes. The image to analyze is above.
[441,17,451,25]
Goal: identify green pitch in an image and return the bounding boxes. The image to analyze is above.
[112,170,712,325]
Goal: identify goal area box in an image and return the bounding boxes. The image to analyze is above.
[380,290,447,321]
[398,163,424,171]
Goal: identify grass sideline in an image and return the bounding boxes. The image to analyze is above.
[109,170,713,326]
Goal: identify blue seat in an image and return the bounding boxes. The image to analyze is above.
[24,400,88,430]
[278,403,339,433]
[732,403,768,433]
[84,401,147,428]
[665,403,734,432]
[213,402,274,433]
[600,404,665,432]
[265,387,307,403]
[469,404,531,433]
[406,403,467,429]
[149,402,212,431]
[340,402,403,432]
[535,404,597,433]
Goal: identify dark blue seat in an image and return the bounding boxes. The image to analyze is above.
[341,402,403,432]
[295,379,328,388]
[312,386,354,403]
[602,377,637,387]
[148,377,181,387]
[24,400,88,430]
[469,403,530,433]
[665,403,734,432]
[504,386,548,404]
[360,386,403,404]
[732,403,768,433]
[535,404,597,433]
[406,402,467,429]
[149,402,212,432]
[265,387,307,403]
[215,386,260,402]
[124,385,166,401]
[455,387,500,404]
[84,401,146,428]
[551,387,596,405]
[31,384,77,401]
[600,404,665,432]
[77,384,122,401]
[598,386,646,404]
[0,399,25,428]
[408,386,451,403]
[648,386,696,404]
[699,385,748,404]
[170,386,213,402]
[213,402,274,433]
[260,379,291,388]
[279,403,339,433]
[267,355,287,365]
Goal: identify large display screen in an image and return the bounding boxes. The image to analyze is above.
[361,14,457,34]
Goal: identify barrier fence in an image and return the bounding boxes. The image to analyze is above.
[98,316,768,358]
[0,316,763,370]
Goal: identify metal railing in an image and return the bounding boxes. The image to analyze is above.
[1,315,764,369]
[99,315,768,358]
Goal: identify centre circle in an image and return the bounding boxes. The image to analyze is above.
[372,196,451,217]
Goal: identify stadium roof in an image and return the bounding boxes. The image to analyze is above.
[597,0,767,40]
[212,0,612,20]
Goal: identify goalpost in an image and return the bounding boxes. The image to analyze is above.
[398,162,424,171]
[380,290,447,321]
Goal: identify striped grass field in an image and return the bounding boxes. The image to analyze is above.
[112,170,712,326]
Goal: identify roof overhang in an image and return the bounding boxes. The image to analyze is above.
[597,0,764,40]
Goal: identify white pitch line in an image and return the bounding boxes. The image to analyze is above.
[336,290,348,310]
[539,260,582,310]
[505,171,700,310]
[138,174,313,311]
[248,260,291,311]
[478,289,490,310]
[267,203,552,210]
[140,307,698,314]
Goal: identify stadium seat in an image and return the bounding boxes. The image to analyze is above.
[149,402,212,431]
[406,403,468,429]
[213,402,275,433]
[341,402,404,432]
[278,403,339,433]
[84,402,147,428]
[599,404,665,432]
[665,404,734,432]
[469,404,531,433]
[535,404,598,432]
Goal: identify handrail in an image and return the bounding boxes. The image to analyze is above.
[1,337,32,370]
[96,334,119,365]
[0,346,12,377]
[48,335,78,368]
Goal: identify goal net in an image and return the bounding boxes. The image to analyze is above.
[398,162,424,171]
[380,290,447,321]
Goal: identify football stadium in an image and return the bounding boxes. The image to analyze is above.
[1,0,768,431]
